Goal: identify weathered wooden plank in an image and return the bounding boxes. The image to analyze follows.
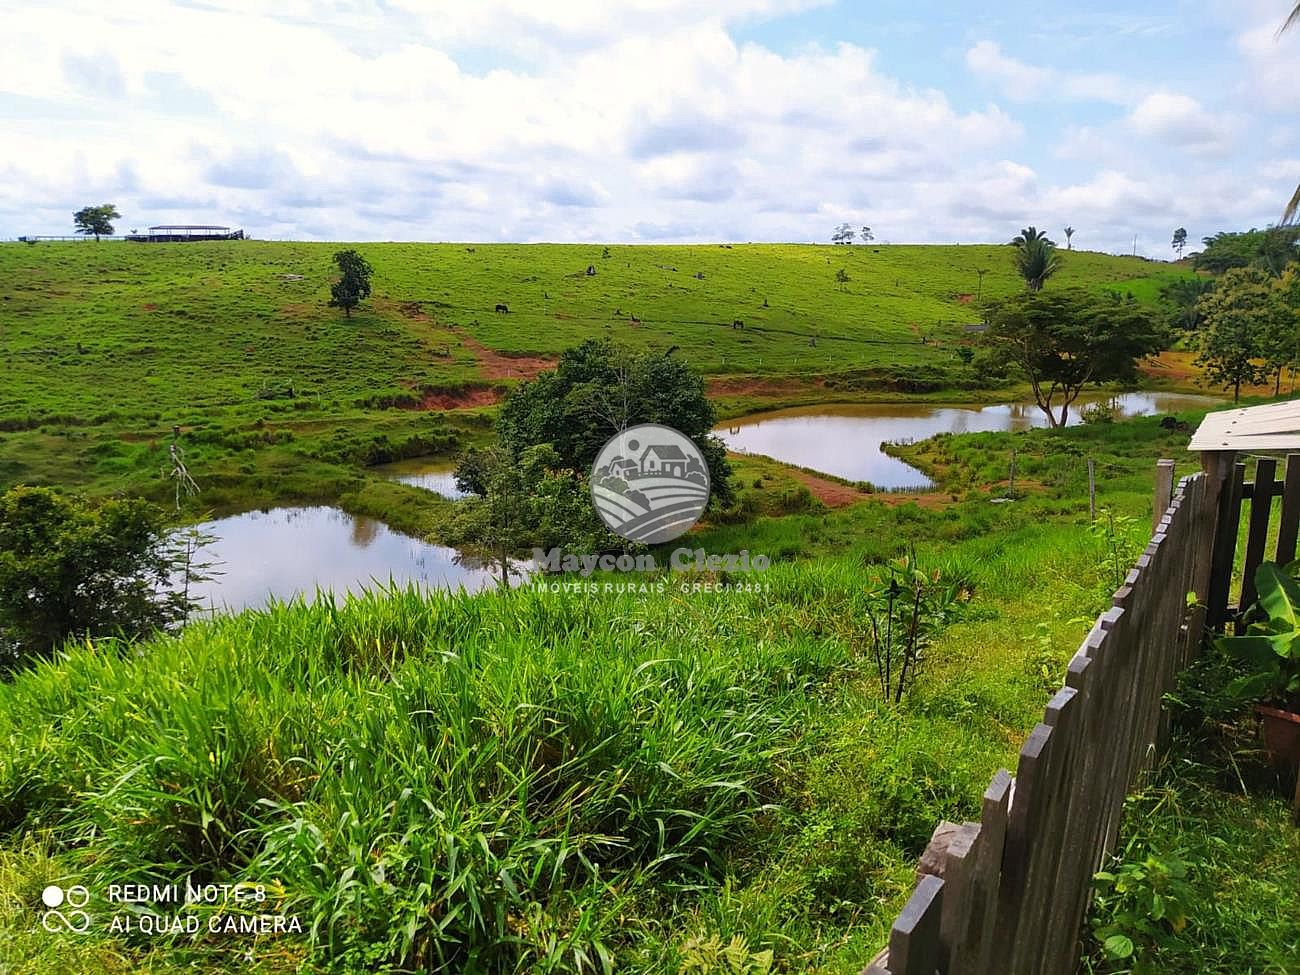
[1205,461,1245,631]
[1277,454,1300,568]
[1238,457,1278,627]
[1046,654,1103,971]
[996,721,1062,972]
[887,874,944,975]
[1026,687,1083,975]
[926,821,979,974]
[959,770,1012,975]
[1153,459,1175,534]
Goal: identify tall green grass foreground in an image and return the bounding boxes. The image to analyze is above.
[0,570,902,972]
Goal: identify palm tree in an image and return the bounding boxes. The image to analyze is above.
[1011,226,1061,291]
[1063,226,1075,250]
[1282,6,1300,223]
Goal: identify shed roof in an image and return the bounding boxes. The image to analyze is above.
[146,225,231,231]
[1188,400,1300,451]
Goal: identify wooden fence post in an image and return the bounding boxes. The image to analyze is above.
[1153,459,1174,534]
[1087,458,1096,521]
[1203,452,1243,632]
[1238,457,1278,627]
[1277,454,1300,567]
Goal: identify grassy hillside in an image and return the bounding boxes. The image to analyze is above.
[4,397,1296,973]
[0,240,1193,508]
[1,416,1173,975]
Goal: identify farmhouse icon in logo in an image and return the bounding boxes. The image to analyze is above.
[590,424,710,543]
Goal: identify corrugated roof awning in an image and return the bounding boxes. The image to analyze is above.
[1188,400,1300,451]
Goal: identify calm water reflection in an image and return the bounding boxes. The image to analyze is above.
[372,458,467,498]
[189,506,507,613]
[715,392,1220,490]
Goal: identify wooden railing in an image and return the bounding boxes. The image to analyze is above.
[861,452,1255,975]
[1202,453,1300,633]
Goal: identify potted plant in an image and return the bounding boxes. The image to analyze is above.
[1216,562,1300,771]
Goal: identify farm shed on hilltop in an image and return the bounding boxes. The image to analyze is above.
[126,225,245,243]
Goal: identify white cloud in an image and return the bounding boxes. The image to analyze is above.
[964,40,1129,105]
[964,41,1052,100]
[1125,92,1238,153]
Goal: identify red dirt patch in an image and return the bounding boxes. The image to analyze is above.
[955,293,974,304]
[788,470,863,508]
[399,301,430,321]
[707,375,821,398]
[400,386,501,410]
[460,335,557,381]
[1140,350,1276,395]
[874,491,947,510]
[141,303,158,311]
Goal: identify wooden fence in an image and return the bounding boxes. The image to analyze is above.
[1202,453,1300,634]
[861,451,1267,975]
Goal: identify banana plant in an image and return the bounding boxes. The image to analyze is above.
[1216,562,1300,712]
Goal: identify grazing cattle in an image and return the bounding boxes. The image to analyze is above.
[466,247,476,253]
[495,303,509,313]
[732,319,744,330]
[629,315,641,326]
[586,265,597,276]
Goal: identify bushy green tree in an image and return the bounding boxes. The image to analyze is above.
[328,249,373,318]
[447,445,617,582]
[1195,267,1293,400]
[1194,228,1299,276]
[73,203,121,241]
[981,289,1167,426]
[494,340,733,506]
[0,487,204,669]
[1011,226,1061,291]
[1161,276,1216,331]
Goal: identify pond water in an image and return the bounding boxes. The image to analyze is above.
[187,506,507,613]
[371,458,467,498]
[715,391,1220,490]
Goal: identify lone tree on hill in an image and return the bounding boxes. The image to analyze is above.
[980,288,1167,427]
[1011,226,1061,291]
[1172,227,1188,259]
[73,203,121,241]
[860,226,874,243]
[1063,226,1075,250]
[328,249,373,318]
[831,223,855,245]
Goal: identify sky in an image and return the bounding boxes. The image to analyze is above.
[1,0,1297,255]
